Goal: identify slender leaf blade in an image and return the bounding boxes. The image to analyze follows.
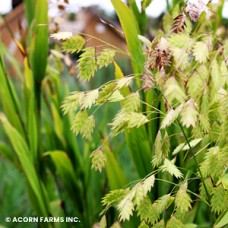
[0,115,48,216]
[31,0,48,81]
[111,0,145,74]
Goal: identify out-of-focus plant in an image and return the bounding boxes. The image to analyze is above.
[59,0,228,227]
[0,1,123,227]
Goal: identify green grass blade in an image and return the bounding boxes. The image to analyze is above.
[102,138,128,190]
[24,0,36,27]
[0,57,24,136]
[50,103,66,147]
[23,58,38,160]
[0,115,48,217]
[125,127,152,178]
[215,211,228,228]
[49,200,67,228]
[146,90,160,145]
[44,151,84,213]
[111,0,145,75]
[128,0,147,34]
[31,0,48,82]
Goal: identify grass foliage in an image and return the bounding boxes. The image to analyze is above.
[0,0,228,227]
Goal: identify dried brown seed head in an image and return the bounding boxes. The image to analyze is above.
[171,13,187,33]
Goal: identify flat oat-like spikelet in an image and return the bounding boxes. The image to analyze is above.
[171,13,186,33]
